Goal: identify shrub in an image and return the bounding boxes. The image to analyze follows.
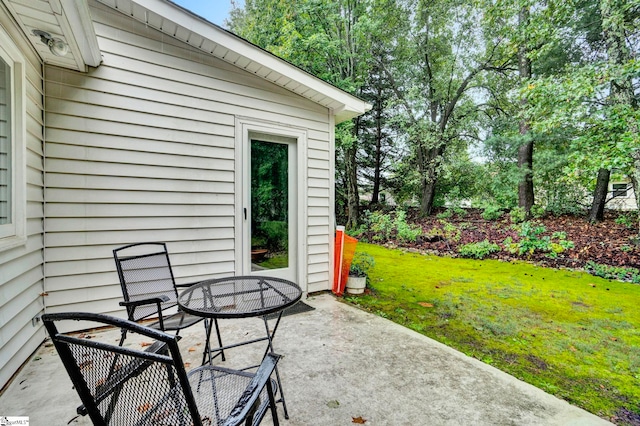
[369,211,393,242]
[453,207,468,217]
[458,240,501,259]
[255,221,288,252]
[436,209,453,219]
[503,222,574,258]
[585,261,640,283]
[530,204,545,218]
[350,252,375,277]
[482,205,504,221]
[615,213,637,229]
[509,207,526,224]
[394,210,422,243]
[441,220,461,242]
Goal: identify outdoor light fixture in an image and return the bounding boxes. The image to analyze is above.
[32,30,69,57]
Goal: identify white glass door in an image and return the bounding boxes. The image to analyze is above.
[245,134,297,282]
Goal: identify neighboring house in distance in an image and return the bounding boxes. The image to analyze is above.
[0,0,369,389]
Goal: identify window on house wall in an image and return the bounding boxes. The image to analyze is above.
[0,25,26,248]
[612,183,628,198]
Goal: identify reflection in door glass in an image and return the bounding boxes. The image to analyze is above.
[251,140,288,271]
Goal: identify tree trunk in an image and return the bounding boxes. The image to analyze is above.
[345,144,359,229]
[371,91,383,205]
[589,168,610,222]
[517,139,534,216]
[517,6,534,217]
[419,145,442,217]
[345,118,360,229]
[421,178,437,217]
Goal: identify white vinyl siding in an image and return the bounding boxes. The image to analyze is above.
[43,0,334,316]
[0,4,45,389]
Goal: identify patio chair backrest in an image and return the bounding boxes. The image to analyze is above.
[43,312,281,426]
[42,312,200,426]
[113,242,178,322]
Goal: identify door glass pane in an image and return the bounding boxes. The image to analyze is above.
[251,140,288,271]
[0,56,11,225]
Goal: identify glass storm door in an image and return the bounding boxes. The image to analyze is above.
[247,137,297,282]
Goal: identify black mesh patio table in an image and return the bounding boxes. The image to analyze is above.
[177,275,302,418]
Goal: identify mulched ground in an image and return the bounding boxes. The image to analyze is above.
[367,208,640,271]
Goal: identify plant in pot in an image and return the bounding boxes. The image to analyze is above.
[346,252,375,295]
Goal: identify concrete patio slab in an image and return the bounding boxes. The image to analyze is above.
[0,293,611,425]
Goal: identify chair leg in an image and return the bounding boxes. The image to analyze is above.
[118,328,128,346]
[267,380,280,426]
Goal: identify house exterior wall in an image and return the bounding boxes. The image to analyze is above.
[0,4,45,389]
[42,1,334,320]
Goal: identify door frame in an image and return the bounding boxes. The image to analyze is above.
[235,117,307,287]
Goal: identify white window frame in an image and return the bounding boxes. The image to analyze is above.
[612,183,628,198]
[0,24,27,250]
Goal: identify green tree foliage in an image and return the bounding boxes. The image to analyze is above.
[522,0,639,223]
[230,0,377,228]
[230,0,639,224]
[378,0,517,216]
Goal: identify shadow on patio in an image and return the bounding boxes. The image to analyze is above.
[1,293,610,425]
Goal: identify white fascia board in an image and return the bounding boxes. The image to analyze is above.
[131,0,371,122]
[59,0,102,68]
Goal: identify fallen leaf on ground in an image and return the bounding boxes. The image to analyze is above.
[418,302,434,308]
[188,347,196,352]
[326,400,340,409]
[352,416,367,424]
[137,403,151,413]
[140,342,152,347]
[78,360,93,370]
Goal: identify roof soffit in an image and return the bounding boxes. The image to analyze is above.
[1,0,101,70]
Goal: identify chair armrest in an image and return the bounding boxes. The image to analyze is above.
[119,296,171,328]
[119,295,170,308]
[223,353,281,426]
[174,281,198,288]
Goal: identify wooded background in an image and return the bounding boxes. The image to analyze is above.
[227,0,639,228]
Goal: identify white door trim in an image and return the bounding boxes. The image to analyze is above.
[234,117,308,288]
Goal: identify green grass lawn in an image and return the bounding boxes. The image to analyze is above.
[345,243,640,423]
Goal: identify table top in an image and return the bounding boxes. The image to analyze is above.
[178,276,303,319]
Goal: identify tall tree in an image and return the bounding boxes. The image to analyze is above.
[381,0,512,216]
[230,0,375,228]
[483,0,573,217]
[596,0,639,222]
[517,6,535,216]
[524,0,639,222]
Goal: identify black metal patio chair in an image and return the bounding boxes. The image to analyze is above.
[113,242,224,363]
[43,312,281,426]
